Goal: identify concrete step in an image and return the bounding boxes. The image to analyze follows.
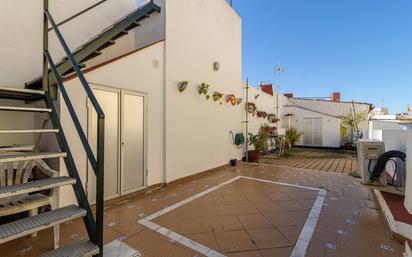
[39,239,99,257]
[0,176,76,199]
[0,205,86,244]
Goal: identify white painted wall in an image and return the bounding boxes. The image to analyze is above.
[282,106,341,148]
[289,99,371,131]
[0,0,135,87]
[164,0,243,182]
[406,132,412,213]
[246,86,286,136]
[382,130,409,152]
[58,41,165,206]
[135,0,166,49]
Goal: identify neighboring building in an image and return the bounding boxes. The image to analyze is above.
[282,92,373,148]
[367,108,412,140]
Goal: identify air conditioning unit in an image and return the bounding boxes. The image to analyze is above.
[357,139,386,186]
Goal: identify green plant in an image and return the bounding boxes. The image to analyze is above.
[246,102,257,114]
[285,128,303,147]
[257,111,268,119]
[340,123,349,140]
[213,91,224,101]
[198,82,210,99]
[178,81,189,93]
[267,113,279,123]
[248,126,269,152]
[339,112,366,134]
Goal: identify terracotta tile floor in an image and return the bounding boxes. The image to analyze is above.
[0,163,404,257]
[261,156,358,174]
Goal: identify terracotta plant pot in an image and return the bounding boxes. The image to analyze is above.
[247,150,261,162]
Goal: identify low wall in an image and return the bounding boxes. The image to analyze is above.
[406,133,412,213]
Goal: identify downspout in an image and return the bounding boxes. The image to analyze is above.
[162,0,167,187]
[244,79,249,162]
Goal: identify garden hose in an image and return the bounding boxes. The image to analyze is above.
[369,151,406,185]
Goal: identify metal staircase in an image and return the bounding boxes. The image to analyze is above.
[0,83,103,257]
[0,1,161,256]
[26,0,161,90]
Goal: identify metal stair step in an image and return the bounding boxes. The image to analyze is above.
[0,86,44,95]
[0,205,86,243]
[0,152,67,163]
[39,239,99,257]
[0,145,35,152]
[0,129,59,134]
[0,106,51,113]
[0,176,76,199]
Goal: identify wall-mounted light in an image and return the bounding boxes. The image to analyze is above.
[213,61,220,71]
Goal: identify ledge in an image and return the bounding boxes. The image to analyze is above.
[374,189,412,240]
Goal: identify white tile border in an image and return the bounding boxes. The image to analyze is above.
[103,239,142,257]
[137,176,326,257]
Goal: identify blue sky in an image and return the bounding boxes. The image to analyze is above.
[229,0,412,114]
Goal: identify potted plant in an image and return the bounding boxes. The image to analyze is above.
[263,124,277,135]
[178,81,189,93]
[267,114,279,123]
[247,126,269,162]
[226,94,237,106]
[257,111,268,119]
[246,102,257,114]
[285,127,303,148]
[213,91,224,102]
[198,82,210,100]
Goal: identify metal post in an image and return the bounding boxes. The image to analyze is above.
[96,117,105,257]
[245,78,249,162]
[42,0,49,92]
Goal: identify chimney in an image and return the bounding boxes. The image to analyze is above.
[331,92,340,102]
[284,93,294,99]
[260,84,274,96]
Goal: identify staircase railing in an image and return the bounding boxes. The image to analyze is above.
[42,0,105,256]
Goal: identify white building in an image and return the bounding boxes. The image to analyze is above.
[1,0,372,207]
[282,92,373,148]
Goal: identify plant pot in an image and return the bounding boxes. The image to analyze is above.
[230,159,238,167]
[247,150,261,162]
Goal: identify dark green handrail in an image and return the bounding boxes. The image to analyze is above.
[43,0,105,255]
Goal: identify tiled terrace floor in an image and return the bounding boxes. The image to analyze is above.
[1,163,404,257]
[261,148,358,174]
[260,157,358,174]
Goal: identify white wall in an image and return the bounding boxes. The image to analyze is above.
[0,99,37,146]
[0,0,135,87]
[282,106,341,148]
[246,86,286,136]
[406,133,412,213]
[289,99,371,131]
[135,0,166,49]
[59,41,165,206]
[164,0,243,182]
[382,130,409,152]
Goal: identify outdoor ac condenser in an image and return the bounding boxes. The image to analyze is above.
[357,139,386,186]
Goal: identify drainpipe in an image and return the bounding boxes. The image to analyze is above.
[244,79,249,162]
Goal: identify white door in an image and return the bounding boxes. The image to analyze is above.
[87,87,121,202]
[303,118,323,146]
[121,91,147,195]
